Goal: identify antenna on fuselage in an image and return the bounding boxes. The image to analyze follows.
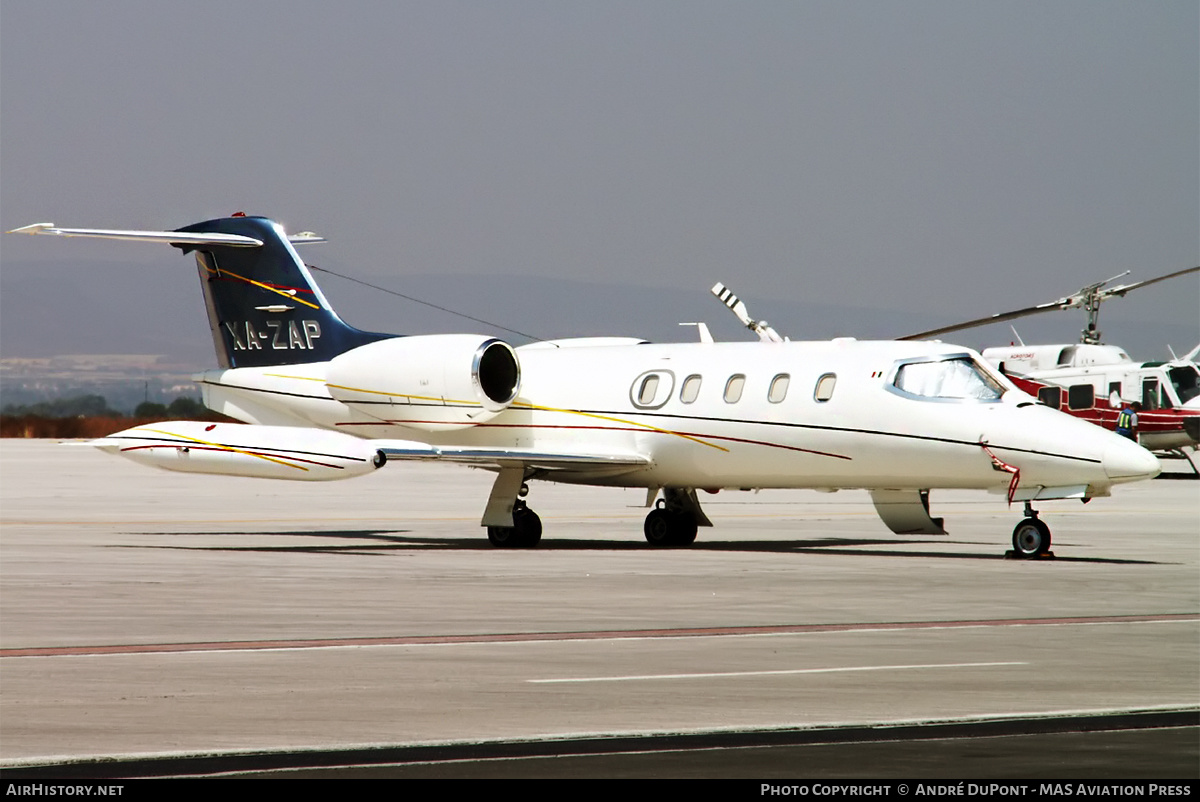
[679,322,715,343]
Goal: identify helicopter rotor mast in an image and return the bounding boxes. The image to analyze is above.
[1071,270,1130,344]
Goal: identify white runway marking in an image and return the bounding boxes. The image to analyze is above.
[528,661,1027,683]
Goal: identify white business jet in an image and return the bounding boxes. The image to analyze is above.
[9,215,1160,557]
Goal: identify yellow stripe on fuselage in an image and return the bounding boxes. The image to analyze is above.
[317,381,727,451]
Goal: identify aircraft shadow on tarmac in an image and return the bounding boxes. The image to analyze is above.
[113,530,1165,564]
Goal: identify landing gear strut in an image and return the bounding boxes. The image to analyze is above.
[1010,502,1052,558]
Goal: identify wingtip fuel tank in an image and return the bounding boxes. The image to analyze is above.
[85,421,386,482]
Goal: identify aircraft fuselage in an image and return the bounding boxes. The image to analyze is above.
[193,338,1155,499]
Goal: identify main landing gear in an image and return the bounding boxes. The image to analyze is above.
[483,469,542,549]
[643,487,712,547]
[644,504,698,547]
[481,475,715,550]
[486,498,542,548]
[1009,502,1053,559]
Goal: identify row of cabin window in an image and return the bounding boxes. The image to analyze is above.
[1039,379,1172,412]
[1038,384,1100,411]
[636,372,837,406]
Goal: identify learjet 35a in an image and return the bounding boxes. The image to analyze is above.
[10,215,1161,557]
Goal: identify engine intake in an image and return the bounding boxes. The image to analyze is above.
[326,334,521,431]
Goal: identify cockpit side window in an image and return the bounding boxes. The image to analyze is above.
[891,357,1004,402]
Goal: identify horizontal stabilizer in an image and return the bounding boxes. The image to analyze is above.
[8,223,264,247]
[7,223,326,246]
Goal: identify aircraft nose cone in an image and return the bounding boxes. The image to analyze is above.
[1103,438,1161,482]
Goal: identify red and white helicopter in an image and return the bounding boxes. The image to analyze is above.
[10,215,1161,557]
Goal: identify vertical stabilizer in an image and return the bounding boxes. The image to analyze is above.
[174,216,392,368]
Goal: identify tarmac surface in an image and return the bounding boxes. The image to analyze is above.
[1,440,1196,778]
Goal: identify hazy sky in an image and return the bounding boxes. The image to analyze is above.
[2,1,1197,359]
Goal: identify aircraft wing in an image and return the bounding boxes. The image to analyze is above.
[375,440,651,473]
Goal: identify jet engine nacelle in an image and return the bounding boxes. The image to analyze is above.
[325,334,521,431]
[85,421,386,481]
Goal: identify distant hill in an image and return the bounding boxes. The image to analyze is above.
[3,259,1196,375]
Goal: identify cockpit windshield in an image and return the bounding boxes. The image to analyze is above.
[1168,365,1200,405]
[892,357,1005,401]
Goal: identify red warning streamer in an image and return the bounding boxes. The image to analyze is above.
[980,442,1021,505]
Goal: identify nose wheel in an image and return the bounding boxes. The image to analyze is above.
[1009,503,1053,558]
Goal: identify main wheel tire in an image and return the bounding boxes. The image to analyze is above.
[674,515,698,544]
[513,507,542,548]
[487,507,543,548]
[644,508,675,546]
[1012,517,1051,557]
[644,509,697,547]
[488,524,520,548]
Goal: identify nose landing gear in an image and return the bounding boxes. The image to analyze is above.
[1009,502,1053,559]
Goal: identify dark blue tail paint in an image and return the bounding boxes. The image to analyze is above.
[174,216,393,368]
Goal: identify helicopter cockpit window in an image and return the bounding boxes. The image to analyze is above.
[891,357,1004,402]
[1169,365,1200,405]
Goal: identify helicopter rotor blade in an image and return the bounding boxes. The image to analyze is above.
[1097,265,1199,300]
[898,299,1069,340]
[898,265,1199,341]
